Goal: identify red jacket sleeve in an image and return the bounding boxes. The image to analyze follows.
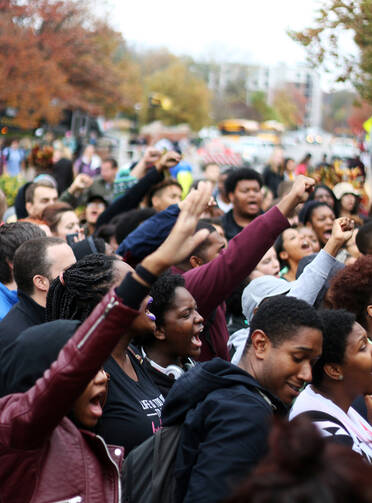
[183,206,289,318]
[0,290,139,449]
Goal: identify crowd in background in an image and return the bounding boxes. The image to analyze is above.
[0,137,372,502]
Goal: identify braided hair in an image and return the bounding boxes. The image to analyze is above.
[46,254,122,322]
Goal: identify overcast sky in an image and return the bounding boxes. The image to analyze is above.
[110,0,323,63]
[105,0,356,90]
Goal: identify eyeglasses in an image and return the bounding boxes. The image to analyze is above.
[87,202,106,210]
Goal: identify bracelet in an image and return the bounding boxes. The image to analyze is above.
[135,265,158,285]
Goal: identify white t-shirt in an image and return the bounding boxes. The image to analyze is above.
[290,385,372,463]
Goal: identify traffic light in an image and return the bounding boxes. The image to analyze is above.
[148,93,172,110]
[148,94,162,108]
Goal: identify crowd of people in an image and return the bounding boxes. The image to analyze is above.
[0,139,372,502]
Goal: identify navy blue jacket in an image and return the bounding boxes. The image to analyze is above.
[117,204,179,261]
[162,358,286,503]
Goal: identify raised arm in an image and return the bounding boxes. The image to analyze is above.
[0,181,212,450]
[288,216,354,304]
[117,204,180,260]
[96,151,181,227]
[183,176,315,318]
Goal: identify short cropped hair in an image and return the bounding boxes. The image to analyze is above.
[149,273,185,328]
[14,237,65,295]
[25,180,56,203]
[187,220,217,261]
[147,179,183,206]
[0,222,46,284]
[102,157,118,169]
[244,295,323,353]
[356,221,372,255]
[224,168,263,196]
[311,309,356,387]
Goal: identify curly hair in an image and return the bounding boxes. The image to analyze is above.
[226,416,372,503]
[46,254,122,322]
[224,167,263,196]
[327,256,372,329]
[312,309,356,387]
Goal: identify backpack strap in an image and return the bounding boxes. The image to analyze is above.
[151,426,182,503]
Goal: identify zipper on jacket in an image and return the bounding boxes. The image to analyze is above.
[96,434,121,502]
[77,297,119,349]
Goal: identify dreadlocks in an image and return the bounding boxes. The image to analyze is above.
[46,254,122,322]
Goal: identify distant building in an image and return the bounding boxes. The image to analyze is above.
[246,63,322,128]
[193,60,322,128]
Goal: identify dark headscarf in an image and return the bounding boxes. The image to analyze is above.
[0,320,80,397]
[70,237,105,260]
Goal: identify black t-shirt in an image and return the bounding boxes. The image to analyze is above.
[142,359,175,398]
[97,350,164,453]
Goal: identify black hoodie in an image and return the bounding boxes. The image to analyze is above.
[162,358,286,503]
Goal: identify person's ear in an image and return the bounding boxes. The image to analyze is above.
[151,195,160,211]
[154,326,166,342]
[25,201,33,215]
[279,250,289,261]
[252,305,259,317]
[367,305,372,319]
[323,363,343,382]
[33,275,49,293]
[227,191,234,203]
[189,255,203,269]
[6,259,14,272]
[250,329,271,360]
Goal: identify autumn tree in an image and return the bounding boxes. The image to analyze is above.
[249,91,278,121]
[289,0,372,102]
[322,90,356,132]
[141,60,211,130]
[0,0,141,128]
[272,86,306,128]
[348,100,372,134]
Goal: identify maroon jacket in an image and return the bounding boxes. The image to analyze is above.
[0,290,139,503]
[177,206,289,361]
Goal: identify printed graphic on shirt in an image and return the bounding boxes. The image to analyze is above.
[140,394,164,433]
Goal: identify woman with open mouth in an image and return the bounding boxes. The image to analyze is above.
[0,181,213,501]
[275,227,313,282]
[43,183,213,455]
[301,201,336,248]
[136,272,204,397]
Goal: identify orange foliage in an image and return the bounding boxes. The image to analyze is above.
[348,101,372,135]
[0,0,141,128]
